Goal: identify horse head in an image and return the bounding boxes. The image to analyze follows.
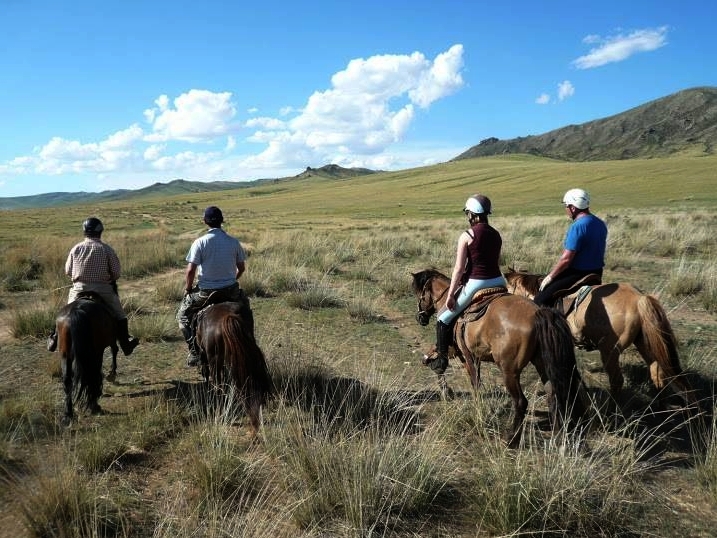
[504,267,541,297]
[411,269,447,326]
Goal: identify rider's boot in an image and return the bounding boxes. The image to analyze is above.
[117,318,139,356]
[425,320,452,374]
[181,326,201,367]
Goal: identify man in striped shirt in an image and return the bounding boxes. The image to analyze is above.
[47,217,139,356]
[177,206,253,367]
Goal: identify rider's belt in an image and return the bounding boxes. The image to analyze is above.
[200,282,240,293]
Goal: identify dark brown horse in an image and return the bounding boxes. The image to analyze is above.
[194,302,273,433]
[503,268,697,408]
[412,269,587,448]
[55,294,118,425]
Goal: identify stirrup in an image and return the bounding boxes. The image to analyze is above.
[422,350,448,374]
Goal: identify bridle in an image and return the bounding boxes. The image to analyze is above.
[416,279,448,326]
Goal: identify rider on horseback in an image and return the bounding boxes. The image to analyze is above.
[534,188,607,307]
[47,217,139,356]
[177,206,254,367]
[424,194,507,374]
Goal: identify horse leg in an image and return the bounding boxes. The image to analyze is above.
[599,343,624,398]
[437,374,455,400]
[504,373,528,449]
[61,356,74,426]
[106,344,119,383]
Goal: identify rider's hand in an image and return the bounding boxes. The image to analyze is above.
[446,296,456,311]
[539,275,552,292]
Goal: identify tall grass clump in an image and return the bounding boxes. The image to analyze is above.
[666,256,703,297]
[429,390,658,536]
[265,403,453,535]
[285,279,345,310]
[700,259,717,313]
[183,420,270,511]
[9,304,58,339]
[14,468,137,538]
[72,397,186,473]
[113,231,184,278]
[694,402,717,502]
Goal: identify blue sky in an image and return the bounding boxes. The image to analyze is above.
[1,0,715,198]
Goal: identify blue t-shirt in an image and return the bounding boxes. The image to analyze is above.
[186,228,246,289]
[564,214,607,271]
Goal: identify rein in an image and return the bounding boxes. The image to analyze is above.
[417,279,449,316]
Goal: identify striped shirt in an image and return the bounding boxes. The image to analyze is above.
[65,238,121,284]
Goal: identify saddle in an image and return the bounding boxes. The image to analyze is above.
[75,291,105,303]
[548,273,601,316]
[461,286,509,322]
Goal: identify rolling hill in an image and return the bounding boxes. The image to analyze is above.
[454,86,717,161]
[2,86,716,210]
[0,165,378,210]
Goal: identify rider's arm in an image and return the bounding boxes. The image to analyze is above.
[545,249,575,282]
[446,232,471,306]
[235,260,245,280]
[185,262,198,293]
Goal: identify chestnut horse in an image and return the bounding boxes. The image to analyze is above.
[194,302,273,433]
[503,268,696,408]
[412,269,587,448]
[55,294,118,425]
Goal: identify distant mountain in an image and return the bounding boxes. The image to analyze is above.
[0,165,377,210]
[454,86,717,162]
[293,164,380,180]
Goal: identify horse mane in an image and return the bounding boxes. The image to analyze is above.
[411,268,449,293]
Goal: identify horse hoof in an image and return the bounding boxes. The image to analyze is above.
[106,372,117,383]
[61,415,73,427]
[90,405,104,416]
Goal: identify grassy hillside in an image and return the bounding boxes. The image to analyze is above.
[455,87,717,161]
[2,154,714,243]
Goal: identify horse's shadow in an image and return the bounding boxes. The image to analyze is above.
[582,365,715,465]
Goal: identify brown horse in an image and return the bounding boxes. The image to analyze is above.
[55,294,118,425]
[503,268,696,408]
[194,302,273,433]
[412,269,587,448]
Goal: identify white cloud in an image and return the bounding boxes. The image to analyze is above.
[557,80,575,101]
[535,93,550,105]
[144,89,237,142]
[573,26,668,69]
[2,45,466,192]
[244,117,286,129]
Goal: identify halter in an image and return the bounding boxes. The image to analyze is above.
[417,279,448,319]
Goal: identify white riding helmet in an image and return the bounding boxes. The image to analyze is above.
[563,188,590,209]
[464,194,492,215]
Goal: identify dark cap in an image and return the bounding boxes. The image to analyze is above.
[203,206,223,225]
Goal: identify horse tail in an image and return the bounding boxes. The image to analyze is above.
[534,308,587,433]
[635,295,700,411]
[68,304,103,410]
[636,295,682,381]
[219,313,273,430]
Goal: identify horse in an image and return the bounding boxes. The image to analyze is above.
[503,268,697,409]
[194,302,274,433]
[54,294,118,425]
[412,269,587,448]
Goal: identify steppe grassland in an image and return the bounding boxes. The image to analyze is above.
[0,154,716,537]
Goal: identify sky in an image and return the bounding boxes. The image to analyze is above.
[1,0,716,198]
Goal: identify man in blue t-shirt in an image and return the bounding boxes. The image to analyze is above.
[534,188,607,306]
[176,206,254,366]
